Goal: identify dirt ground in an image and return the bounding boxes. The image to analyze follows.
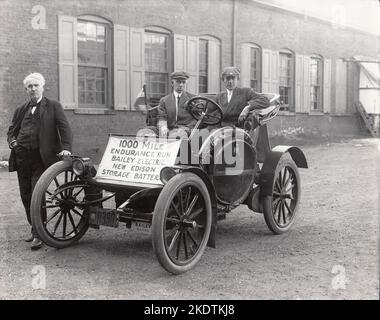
[0,137,379,300]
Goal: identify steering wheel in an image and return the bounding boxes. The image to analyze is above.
[185,96,223,126]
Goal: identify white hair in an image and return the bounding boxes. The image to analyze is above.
[23,73,45,87]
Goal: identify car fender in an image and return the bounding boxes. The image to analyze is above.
[271,145,308,168]
[259,146,307,197]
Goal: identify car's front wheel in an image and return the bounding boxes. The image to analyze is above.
[152,172,212,274]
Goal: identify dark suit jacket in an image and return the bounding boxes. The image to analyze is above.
[7,97,73,172]
[157,91,196,129]
[215,87,270,125]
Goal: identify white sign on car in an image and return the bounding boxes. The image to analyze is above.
[95,135,182,187]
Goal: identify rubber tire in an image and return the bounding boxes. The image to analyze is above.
[31,161,90,248]
[262,154,301,234]
[152,172,212,275]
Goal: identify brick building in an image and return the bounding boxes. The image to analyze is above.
[0,0,378,161]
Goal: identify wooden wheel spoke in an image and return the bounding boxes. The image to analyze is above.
[283,199,293,217]
[283,170,292,190]
[186,230,199,250]
[275,180,282,192]
[179,190,185,215]
[71,208,83,218]
[166,225,180,239]
[278,169,283,188]
[54,178,60,188]
[184,186,192,212]
[168,230,181,252]
[285,181,296,194]
[273,197,281,213]
[166,217,180,224]
[46,208,62,224]
[176,232,182,260]
[188,207,203,220]
[185,193,199,216]
[67,211,78,235]
[170,202,182,218]
[62,212,67,238]
[47,191,62,201]
[42,203,61,209]
[73,187,84,198]
[281,202,287,224]
[52,211,64,236]
[275,201,283,224]
[280,202,286,224]
[183,232,189,260]
[273,191,281,197]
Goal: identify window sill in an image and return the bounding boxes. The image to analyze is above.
[278,110,296,116]
[73,108,116,115]
[309,111,325,116]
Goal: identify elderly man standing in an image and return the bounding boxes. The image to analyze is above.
[7,73,73,250]
[216,66,270,127]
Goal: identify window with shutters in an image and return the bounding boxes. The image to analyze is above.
[241,43,261,92]
[198,36,221,93]
[250,47,261,92]
[77,17,111,108]
[279,50,294,111]
[144,30,170,101]
[199,39,208,93]
[310,56,323,111]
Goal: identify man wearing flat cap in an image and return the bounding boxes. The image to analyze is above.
[7,72,73,250]
[216,66,269,126]
[156,71,196,137]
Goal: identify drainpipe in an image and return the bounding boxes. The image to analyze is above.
[232,0,237,66]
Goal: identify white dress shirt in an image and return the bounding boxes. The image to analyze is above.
[227,89,233,103]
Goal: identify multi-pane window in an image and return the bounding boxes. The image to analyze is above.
[199,39,208,93]
[145,32,169,101]
[250,47,260,92]
[310,57,322,111]
[279,52,294,111]
[77,20,109,107]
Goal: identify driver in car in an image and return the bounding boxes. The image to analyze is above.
[156,71,197,138]
[215,66,270,127]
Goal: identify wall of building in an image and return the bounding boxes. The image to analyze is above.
[0,0,378,162]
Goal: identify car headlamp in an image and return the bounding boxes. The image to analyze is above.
[72,158,92,177]
[160,167,177,184]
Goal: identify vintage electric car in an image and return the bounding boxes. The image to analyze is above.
[30,94,307,274]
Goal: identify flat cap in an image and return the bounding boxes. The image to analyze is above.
[170,71,190,80]
[222,66,240,77]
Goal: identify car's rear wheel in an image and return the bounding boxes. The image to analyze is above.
[152,172,212,274]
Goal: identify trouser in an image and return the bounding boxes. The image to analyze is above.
[15,147,45,237]
[136,125,191,138]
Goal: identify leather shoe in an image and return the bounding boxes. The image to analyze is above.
[25,234,34,242]
[31,238,43,250]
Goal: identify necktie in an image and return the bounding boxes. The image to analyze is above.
[29,101,38,114]
[176,95,180,121]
